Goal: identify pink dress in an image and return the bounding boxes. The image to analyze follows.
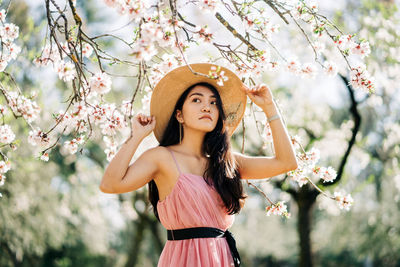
[157,148,236,267]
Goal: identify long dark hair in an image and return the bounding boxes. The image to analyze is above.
[148,82,248,222]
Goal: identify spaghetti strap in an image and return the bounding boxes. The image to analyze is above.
[166,147,182,174]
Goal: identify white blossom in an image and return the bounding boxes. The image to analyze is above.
[54,60,75,82]
[0,160,11,174]
[334,191,354,211]
[0,124,15,144]
[89,72,112,95]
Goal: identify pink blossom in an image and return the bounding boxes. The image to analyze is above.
[7,91,41,123]
[304,147,320,167]
[0,160,11,174]
[120,100,133,117]
[71,101,90,120]
[40,152,49,161]
[0,23,19,41]
[33,44,59,67]
[63,135,85,154]
[265,201,291,218]
[198,0,218,14]
[28,128,52,147]
[6,43,21,60]
[0,9,6,22]
[0,174,5,186]
[82,43,93,58]
[351,41,371,58]
[334,191,354,211]
[197,26,213,43]
[209,66,229,86]
[74,119,88,134]
[323,61,338,77]
[318,166,337,183]
[60,42,70,58]
[100,110,125,136]
[89,72,112,95]
[0,124,15,144]
[350,63,375,94]
[54,60,75,82]
[0,59,7,72]
[286,57,300,74]
[131,41,158,62]
[288,168,308,187]
[300,62,318,79]
[335,34,357,51]
[103,136,118,161]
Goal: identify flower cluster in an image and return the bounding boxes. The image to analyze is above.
[197,0,219,14]
[252,10,280,40]
[28,128,53,148]
[103,135,118,162]
[0,124,15,144]
[6,91,41,123]
[33,41,94,84]
[286,147,338,187]
[195,26,214,43]
[314,166,337,183]
[0,160,11,190]
[63,135,85,154]
[89,72,112,95]
[334,191,354,211]
[285,144,354,211]
[208,65,229,86]
[103,0,151,23]
[291,0,318,21]
[265,201,291,219]
[285,57,319,79]
[0,9,21,72]
[349,63,375,94]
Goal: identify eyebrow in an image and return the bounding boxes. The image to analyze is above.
[189,92,217,99]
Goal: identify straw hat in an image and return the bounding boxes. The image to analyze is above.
[150,63,247,143]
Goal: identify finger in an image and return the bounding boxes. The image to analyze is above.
[241,84,249,91]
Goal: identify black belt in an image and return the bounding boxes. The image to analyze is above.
[167,226,241,267]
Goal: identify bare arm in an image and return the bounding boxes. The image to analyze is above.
[235,101,297,179]
[99,113,158,193]
[261,100,297,168]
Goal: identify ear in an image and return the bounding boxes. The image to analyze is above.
[175,109,184,123]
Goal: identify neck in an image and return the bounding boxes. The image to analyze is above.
[178,127,207,159]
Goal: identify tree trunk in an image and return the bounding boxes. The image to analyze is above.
[125,214,146,267]
[296,187,319,267]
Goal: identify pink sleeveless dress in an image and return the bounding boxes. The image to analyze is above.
[156,148,236,267]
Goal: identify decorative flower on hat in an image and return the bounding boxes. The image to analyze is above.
[208,65,229,86]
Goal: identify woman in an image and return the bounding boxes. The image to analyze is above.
[100,63,298,267]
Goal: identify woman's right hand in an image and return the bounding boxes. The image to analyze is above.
[131,113,156,139]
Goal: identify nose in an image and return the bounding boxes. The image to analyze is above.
[201,104,211,112]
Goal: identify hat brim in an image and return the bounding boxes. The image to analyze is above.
[150,63,247,143]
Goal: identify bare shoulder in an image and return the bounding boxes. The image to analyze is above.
[145,146,173,176]
[143,145,169,161]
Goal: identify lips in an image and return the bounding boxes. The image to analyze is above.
[199,115,212,120]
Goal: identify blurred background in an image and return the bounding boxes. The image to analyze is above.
[0,0,399,266]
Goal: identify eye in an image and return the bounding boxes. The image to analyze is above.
[192,98,200,103]
[211,101,217,105]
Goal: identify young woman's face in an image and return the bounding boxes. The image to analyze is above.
[177,85,220,133]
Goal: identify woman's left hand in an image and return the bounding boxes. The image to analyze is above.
[241,83,274,108]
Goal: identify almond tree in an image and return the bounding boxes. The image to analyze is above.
[0,0,383,266]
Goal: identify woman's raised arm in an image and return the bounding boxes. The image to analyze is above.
[99,114,158,194]
[236,84,298,179]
